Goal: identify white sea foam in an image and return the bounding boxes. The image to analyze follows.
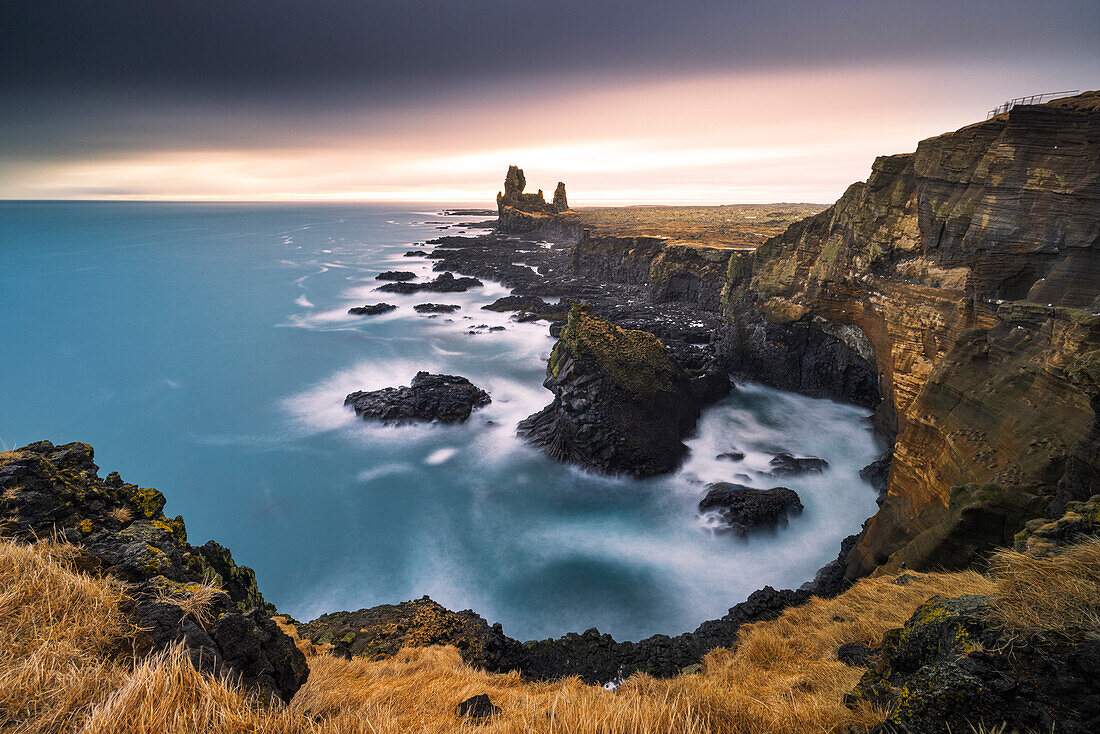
[425,447,458,465]
[295,294,314,308]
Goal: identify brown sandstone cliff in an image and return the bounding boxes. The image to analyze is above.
[722,90,1100,578]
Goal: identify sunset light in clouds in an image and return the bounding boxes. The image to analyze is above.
[2,2,1097,204]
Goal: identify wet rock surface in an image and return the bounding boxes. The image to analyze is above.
[414,303,461,313]
[375,270,416,281]
[0,442,308,702]
[376,271,483,294]
[345,371,491,425]
[698,483,803,535]
[348,303,397,315]
[766,452,828,476]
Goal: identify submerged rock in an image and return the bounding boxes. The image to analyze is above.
[716,450,745,462]
[766,452,828,476]
[698,483,803,535]
[344,371,491,425]
[377,271,482,294]
[518,304,726,477]
[375,270,416,281]
[348,303,397,315]
[414,303,461,313]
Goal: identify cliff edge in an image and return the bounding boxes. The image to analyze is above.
[722,90,1100,578]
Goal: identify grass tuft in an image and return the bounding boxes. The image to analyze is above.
[987,537,1100,642]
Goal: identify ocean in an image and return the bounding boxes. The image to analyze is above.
[0,201,883,641]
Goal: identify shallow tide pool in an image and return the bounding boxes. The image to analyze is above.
[0,201,883,641]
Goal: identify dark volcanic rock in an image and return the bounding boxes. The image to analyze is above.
[403,249,428,257]
[518,304,727,477]
[377,271,482,294]
[698,483,803,535]
[847,594,1100,733]
[481,295,563,314]
[414,303,461,313]
[716,450,745,462]
[767,452,828,476]
[375,270,416,281]
[297,596,527,674]
[344,371,490,425]
[348,303,397,315]
[0,442,308,702]
[456,694,500,720]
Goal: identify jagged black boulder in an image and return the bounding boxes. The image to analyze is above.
[375,271,416,281]
[348,303,397,315]
[698,483,803,535]
[377,271,482,294]
[345,371,491,425]
[414,303,461,313]
[456,694,500,719]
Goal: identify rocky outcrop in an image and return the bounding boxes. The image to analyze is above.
[414,303,460,313]
[846,593,1100,734]
[296,596,528,674]
[766,452,828,477]
[376,271,482,294]
[375,271,416,281]
[517,304,727,477]
[345,372,491,425]
[720,90,1100,578]
[495,165,580,236]
[698,483,803,535]
[348,303,396,315]
[0,442,308,702]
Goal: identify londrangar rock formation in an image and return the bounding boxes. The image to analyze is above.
[721,90,1100,578]
[495,165,578,235]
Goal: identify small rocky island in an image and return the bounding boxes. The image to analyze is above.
[345,371,491,425]
[518,304,728,477]
[699,483,804,536]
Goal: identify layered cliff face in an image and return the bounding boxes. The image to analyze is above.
[722,91,1100,578]
[495,165,578,236]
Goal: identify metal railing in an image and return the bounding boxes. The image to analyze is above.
[987,90,1080,119]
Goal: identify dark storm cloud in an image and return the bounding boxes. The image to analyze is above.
[3,0,1097,96]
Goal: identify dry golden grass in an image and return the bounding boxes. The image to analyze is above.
[19,532,1100,734]
[576,204,826,249]
[0,450,25,465]
[150,575,226,630]
[0,538,133,733]
[107,506,133,525]
[987,538,1100,642]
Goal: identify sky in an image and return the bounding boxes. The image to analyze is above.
[1,1,1097,205]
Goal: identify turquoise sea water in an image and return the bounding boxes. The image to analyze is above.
[0,201,882,641]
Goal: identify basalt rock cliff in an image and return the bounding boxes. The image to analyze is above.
[720,90,1100,579]
[0,441,309,702]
